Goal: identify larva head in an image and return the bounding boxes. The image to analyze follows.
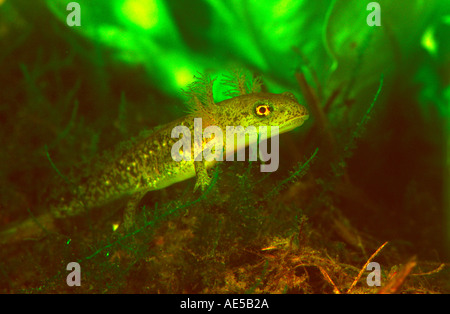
[216,91,309,134]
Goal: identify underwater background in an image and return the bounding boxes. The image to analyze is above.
[0,0,449,293]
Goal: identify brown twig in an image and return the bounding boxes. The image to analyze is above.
[378,256,417,294]
[411,263,446,277]
[347,241,388,293]
[319,266,341,294]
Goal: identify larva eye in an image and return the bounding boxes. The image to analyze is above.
[255,104,271,116]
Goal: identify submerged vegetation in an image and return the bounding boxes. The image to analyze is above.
[0,0,449,293]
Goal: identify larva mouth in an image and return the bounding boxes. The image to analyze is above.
[279,115,309,133]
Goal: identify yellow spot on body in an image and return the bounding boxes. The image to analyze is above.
[105,180,110,186]
[112,223,120,232]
